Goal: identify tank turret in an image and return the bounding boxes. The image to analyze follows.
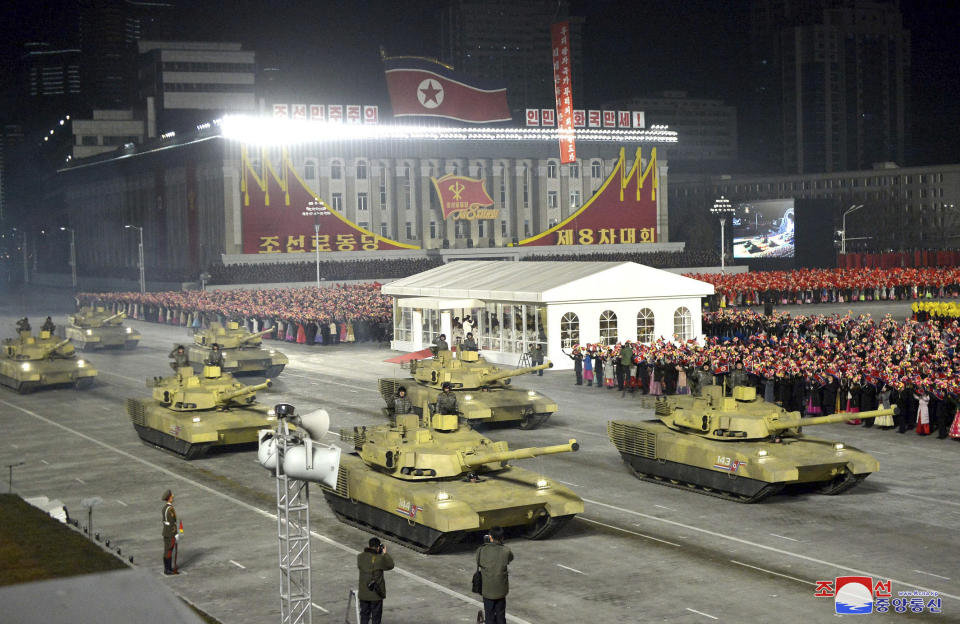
[129,368,275,459]
[186,322,287,377]
[379,349,558,429]
[608,385,888,502]
[286,407,583,552]
[67,309,140,350]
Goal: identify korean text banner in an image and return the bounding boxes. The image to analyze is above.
[383,57,511,123]
[551,22,576,164]
[240,146,418,253]
[516,148,658,247]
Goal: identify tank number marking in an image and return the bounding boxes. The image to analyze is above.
[396,498,423,519]
[713,456,745,472]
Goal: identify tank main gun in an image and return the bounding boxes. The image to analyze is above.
[217,379,272,404]
[100,311,125,324]
[461,439,579,469]
[41,338,73,357]
[478,361,553,384]
[239,327,274,344]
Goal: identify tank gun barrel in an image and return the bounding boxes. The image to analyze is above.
[102,312,124,323]
[42,338,72,355]
[793,407,897,429]
[461,438,578,468]
[478,361,553,384]
[218,379,272,403]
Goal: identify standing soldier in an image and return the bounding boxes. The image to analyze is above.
[618,341,634,390]
[161,490,179,575]
[476,526,513,624]
[564,346,583,385]
[532,345,545,375]
[435,382,459,415]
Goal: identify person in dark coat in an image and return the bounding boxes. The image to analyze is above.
[564,347,583,385]
[476,526,513,624]
[860,382,878,426]
[357,537,395,624]
[592,350,604,390]
[821,379,838,415]
[161,490,179,575]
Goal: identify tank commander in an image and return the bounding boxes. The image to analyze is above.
[204,343,224,368]
[392,386,413,415]
[357,536,394,624]
[41,316,56,334]
[433,333,449,353]
[435,381,459,415]
[16,317,31,333]
[169,345,190,372]
[728,361,749,392]
[462,332,478,351]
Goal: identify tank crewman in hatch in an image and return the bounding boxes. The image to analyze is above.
[357,536,395,624]
[393,386,413,415]
[432,333,449,354]
[435,381,459,415]
[204,343,224,368]
[16,317,31,333]
[169,345,190,372]
[462,332,478,352]
[41,316,56,334]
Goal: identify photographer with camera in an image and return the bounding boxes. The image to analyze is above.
[357,536,395,624]
[475,526,513,624]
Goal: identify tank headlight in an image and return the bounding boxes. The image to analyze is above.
[834,442,844,451]
[269,349,276,355]
[21,362,30,371]
[436,491,451,502]
[125,327,132,334]
[192,417,201,423]
[527,390,537,397]
[757,449,768,457]
[85,329,93,336]
[463,394,473,401]
[536,478,550,489]
[77,359,85,367]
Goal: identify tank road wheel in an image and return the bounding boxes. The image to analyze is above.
[525,512,573,540]
[74,377,94,390]
[519,409,551,430]
[625,462,648,480]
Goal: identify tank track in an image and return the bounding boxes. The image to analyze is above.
[518,411,552,430]
[524,513,574,539]
[624,460,785,503]
[264,364,285,378]
[817,471,867,495]
[133,424,213,460]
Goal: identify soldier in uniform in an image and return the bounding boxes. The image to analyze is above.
[728,361,749,393]
[532,345,545,375]
[16,317,30,333]
[462,332,478,351]
[356,537,395,624]
[435,381,459,415]
[433,334,449,352]
[393,386,413,416]
[476,526,514,624]
[169,345,190,372]
[41,316,56,334]
[204,343,224,368]
[161,490,179,575]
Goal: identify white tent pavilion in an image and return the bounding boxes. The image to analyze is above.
[384,261,714,370]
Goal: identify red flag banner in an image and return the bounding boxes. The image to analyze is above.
[516,147,658,247]
[383,57,511,123]
[240,146,419,253]
[430,174,498,220]
[551,22,576,164]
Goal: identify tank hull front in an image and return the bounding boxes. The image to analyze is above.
[0,358,97,393]
[187,345,287,377]
[378,377,558,429]
[322,453,582,552]
[608,420,878,502]
[127,398,274,459]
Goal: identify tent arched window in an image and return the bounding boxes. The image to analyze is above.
[599,310,618,345]
[673,306,693,341]
[560,312,579,348]
[636,308,655,343]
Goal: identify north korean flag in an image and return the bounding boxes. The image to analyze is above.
[384,57,511,123]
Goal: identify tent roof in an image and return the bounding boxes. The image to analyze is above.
[383,261,714,303]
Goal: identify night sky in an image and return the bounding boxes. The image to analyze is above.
[2,0,959,165]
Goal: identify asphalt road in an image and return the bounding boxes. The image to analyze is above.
[0,291,956,623]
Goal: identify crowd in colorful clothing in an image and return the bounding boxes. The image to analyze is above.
[564,308,960,440]
[77,283,392,345]
[689,267,960,307]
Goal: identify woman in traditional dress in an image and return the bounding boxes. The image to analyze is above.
[915,391,931,435]
[874,385,895,429]
[583,346,594,387]
[675,365,689,395]
[845,381,862,425]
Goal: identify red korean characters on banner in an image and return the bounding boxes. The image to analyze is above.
[526,108,541,126]
[328,105,343,123]
[363,105,379,124]
[273,104,289,118]
[541,109,555,127]
[292,104,307,120]
[588,110,601,128]
[346,105,362,124]
[309,105,325,121]
[551,21,576,164]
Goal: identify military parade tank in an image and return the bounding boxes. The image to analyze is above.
[187,321,288,377]
[378,349,557,429]
[608,385,894,502]
[314,409,582,553]
[127,364,274,459]
[0,329,98,393]
[65,306,141,350]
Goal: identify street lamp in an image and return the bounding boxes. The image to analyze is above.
[302,198,326,289]
[59,226,76,289]
[124,225,145,293]
[841,204,864,255]
[711,196,735,270]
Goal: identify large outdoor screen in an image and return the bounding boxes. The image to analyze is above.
[732,199,795,259]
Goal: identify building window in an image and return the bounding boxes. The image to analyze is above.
[591,160,602,179]
[548,191,558,209]
[569,163,579,178]
[451,162,459,175]
[673,306,692,341]
[599,310,618,345]
[405,222,413,239]
[429,221,437,239]
[357,221,370,231]
[524,220,530,236]
[500,179,506,205]
[478,221,485,237]
[547,162,557,178]
[560,312,579,348]
[331,193,342,211]
[331,161,342,180]
[356,161,367,179]
[501,220,507,237]
[637,308,655,343]
[548,218,558,228]
[570,190,581,208]
[357,193,368,211]
[455,221,466,238]
[380,223,388,237]
[303,160,316,179]
[379,169,387,206]
[523,165,529,207]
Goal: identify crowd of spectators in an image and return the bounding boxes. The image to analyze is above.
[523,249,719,268]
[78,283,393,345]
[206,257,443,285]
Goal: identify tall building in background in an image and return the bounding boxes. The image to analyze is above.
[440,0,583,113]
[748,0,909,174]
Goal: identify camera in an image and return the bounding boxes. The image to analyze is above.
[274,403,295,418]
